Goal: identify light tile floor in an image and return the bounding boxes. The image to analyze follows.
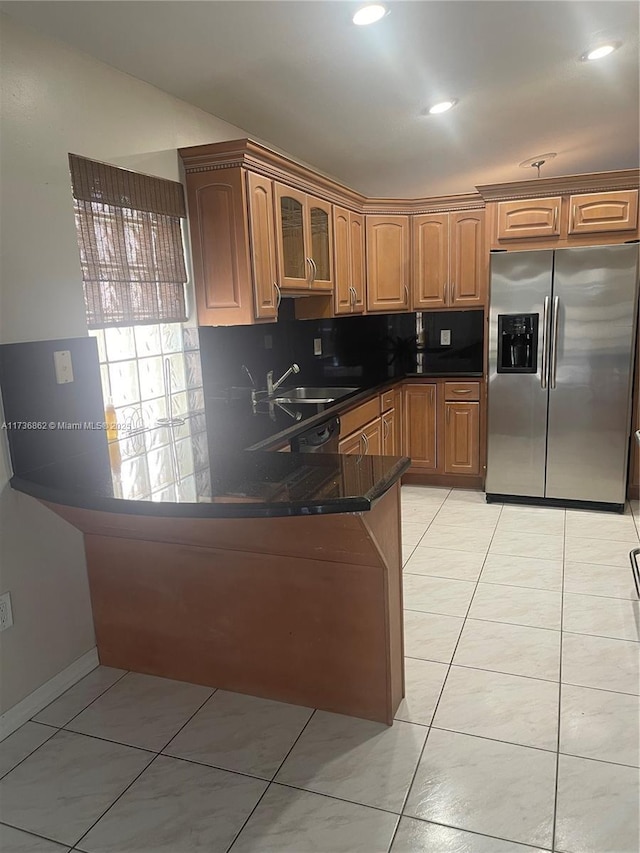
[1,487,639,852]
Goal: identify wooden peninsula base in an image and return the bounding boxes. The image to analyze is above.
[44,483,404,725]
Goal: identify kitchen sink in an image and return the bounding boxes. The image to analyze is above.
[273,386,358,404]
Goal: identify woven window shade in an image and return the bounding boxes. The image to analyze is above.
[69,154,188,328]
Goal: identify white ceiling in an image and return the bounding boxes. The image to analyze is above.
[2,1,639,197]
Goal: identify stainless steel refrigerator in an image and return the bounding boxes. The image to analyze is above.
[486,243,639,510]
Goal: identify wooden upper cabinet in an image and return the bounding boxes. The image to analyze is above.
[246,172,278,320]
[569,190,639,235]
[403,384,437,470]
[350,212,366,311]
[334,207,365,314]
[412,210,486,309]
[366,216,411,312]
[274,183,333,293]
[308,197,333,291]
[413,214,448,309]
[182,166,274,326]
[274,184,309,291]
[444,401,480,475]
[450,211,486,306]
[496,196,562,240]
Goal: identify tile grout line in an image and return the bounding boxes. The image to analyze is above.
[388,498,506,852]
[388,488,454,852]
[34,668,130,732]
[403,657,639,697]
[225,708,319,853]
[0,724,59,784]
[0,668,132,785]
[550,509,567,853]
[71,684,217,851]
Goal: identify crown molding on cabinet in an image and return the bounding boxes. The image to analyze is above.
[476,169,640,202]
[179,137,639,215]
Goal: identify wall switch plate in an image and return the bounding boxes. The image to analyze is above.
[0,592,13,631]
[313,338,322,356]
[53,350,74,383]
[264,335,273,350]
[440,329,452,346]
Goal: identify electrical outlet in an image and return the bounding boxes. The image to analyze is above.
[313,338,322,356]
[0,592,13,631]
[440,329,452,346]
[53,350,74,384]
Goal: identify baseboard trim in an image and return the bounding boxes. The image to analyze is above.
[0,647,98,740]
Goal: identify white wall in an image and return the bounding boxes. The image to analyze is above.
[0,15,248,713]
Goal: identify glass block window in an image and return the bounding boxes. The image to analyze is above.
[90,324,208,502]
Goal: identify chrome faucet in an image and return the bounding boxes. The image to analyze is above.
[267,363,300,397]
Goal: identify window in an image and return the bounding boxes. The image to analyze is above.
[69,154,188,328]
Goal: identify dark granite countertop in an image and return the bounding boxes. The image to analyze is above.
[11,449,410,519]
[8,368,480,520]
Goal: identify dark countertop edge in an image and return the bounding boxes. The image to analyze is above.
[248,373,485,451]
[10,457,411,520]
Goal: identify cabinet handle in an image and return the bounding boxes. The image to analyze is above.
[404,284,409,304]
[572,204,578,226]
[447,405,450,425]
[306,257,313,285]
[453,389,471,394]
[274,282,282,309]
[311,257,317,284]
[553,206,558,231]
[450,281,455,304]
[350,286,356,308]
[363,432,370,454]
[383,419,389,440]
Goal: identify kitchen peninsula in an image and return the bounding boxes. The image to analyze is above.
[10,416,410,724]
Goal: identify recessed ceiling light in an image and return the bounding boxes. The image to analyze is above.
[428,100,458,115]
[581,42,621,61]
[353,4,387,26]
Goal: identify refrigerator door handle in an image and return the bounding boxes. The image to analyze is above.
[550,296,560,389]
[541,296,551,389]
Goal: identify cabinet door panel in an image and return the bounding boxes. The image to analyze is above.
[308,197,333,291]
[450,211,486,306]
[274,183,309,290]
[404,384,437,469]
[333,206,352,314]
[366,216,410,312]
[339,431,364,456]
[382,409,396,455]
[497,197,562,240]
[349,211,366,312]
[246,172,278,320]
[444,402,480,474]
[413,213,448,308]
[362,419,382,455]
[569,190,638,235]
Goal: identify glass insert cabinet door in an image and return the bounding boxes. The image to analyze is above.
[274,182,333,292]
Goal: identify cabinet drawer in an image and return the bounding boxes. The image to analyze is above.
[380,389,395,412]
[340,396,381,437]
[497,197,562,240]
[569,190,638,235]
[444,381,480,401]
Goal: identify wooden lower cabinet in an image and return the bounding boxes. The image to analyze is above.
[403,384,438,470]
[444,402,480,475]
[382,408,397,455]
[402,381,483,483]
[339,418,382,456]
